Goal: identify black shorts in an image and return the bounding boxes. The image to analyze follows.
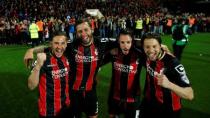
[69,89,98,117]
[108,98,140,118]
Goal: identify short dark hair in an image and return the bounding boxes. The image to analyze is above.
[141,32,162,46]
[51,31,68,41]
[75,18,91,28]
[117,29,134,42]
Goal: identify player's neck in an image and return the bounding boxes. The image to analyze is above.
[82,38,93,47]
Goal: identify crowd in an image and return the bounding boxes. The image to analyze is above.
[0,0,210,45]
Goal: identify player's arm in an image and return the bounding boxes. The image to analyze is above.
[24,45,48,68]
[166,80,193,100]
[101,48,117,66]
[155,67,194,100]
[28,53,46,90]
[100,38,117,52]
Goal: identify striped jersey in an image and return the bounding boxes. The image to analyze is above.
[66,37,116,91]
[38,51,70,117]
[144,52,191,111]
[104,48,144,103]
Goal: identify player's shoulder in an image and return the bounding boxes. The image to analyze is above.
[162,53,180,66]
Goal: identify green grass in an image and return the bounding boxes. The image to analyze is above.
[0,33,210,118]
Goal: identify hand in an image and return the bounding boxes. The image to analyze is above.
[24,49,34,68]
[36,53,47,68]
[161,44,169,53]
[155,70,171,89]
[161,44,174,57]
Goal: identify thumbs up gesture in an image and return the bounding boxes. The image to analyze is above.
[155,69,171,89]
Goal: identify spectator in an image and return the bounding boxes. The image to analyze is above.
[29,20,39,47]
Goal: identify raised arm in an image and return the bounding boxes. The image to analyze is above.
[28,53,46,90]
[24,45,48,68]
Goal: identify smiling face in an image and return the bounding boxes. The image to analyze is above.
[143,38,161,61]
[76,22,93,46]
[119,34,132,55]
[51,35,67,58]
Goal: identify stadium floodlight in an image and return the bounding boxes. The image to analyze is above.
[85,9,104,19]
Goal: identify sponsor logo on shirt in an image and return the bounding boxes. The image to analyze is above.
[114,62,136,73]
[75,55,98,62]
[75,49,98,63]
[51,68,68,79]
[74,49,98,62]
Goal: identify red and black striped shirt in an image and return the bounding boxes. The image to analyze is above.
[144,52,191,111]
[104,48,144,103]
[66,37,114,91]
[38,52,70,117]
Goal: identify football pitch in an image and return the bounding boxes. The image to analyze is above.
[0,33,210,118]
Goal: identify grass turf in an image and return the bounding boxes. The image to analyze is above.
[0,33,210,118]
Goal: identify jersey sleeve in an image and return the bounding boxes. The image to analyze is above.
[95,37,117,62]
[167,58,191,87]
[99,37,118,52]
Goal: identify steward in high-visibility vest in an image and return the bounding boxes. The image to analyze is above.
[135,19,143,30]
[29,21,39,47]
[135,18,143,38]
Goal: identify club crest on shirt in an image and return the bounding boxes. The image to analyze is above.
[74,49,82,55]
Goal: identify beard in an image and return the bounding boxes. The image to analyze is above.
[78,35,93,46]
[122,49,129,55]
